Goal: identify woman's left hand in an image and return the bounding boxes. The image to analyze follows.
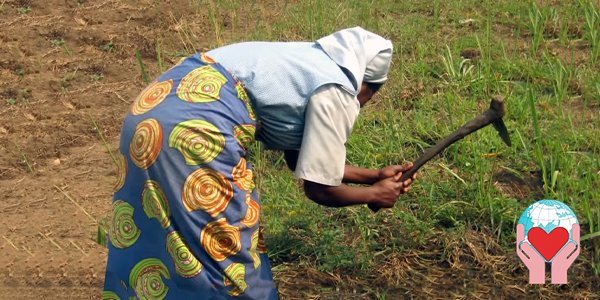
[378,162,414,182]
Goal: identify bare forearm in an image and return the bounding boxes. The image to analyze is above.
[304,182,376,207]
[342,165,379,185]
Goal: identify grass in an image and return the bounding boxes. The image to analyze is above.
[115,0,600,294]
[13,142,34,173]
[527,88,548,192]
[544,54,572,104]
[156,40,164,73]
[134,48,150,84]
[581,0,600,64]
[17,6,30,15]
[13,68,24,76]
[528,2,546,54]
[264,0,598,278]
[99,41,115,53]
[90,73,104,81]
[89,114,118,168]
[439,45,478,91]
[60,68,79,90]
[51,38,72,56]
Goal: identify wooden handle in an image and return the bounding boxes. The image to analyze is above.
[369,97,506,212]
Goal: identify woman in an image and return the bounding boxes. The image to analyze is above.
[103,27,415,299]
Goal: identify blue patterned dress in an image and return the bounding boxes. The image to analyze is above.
[102,53,278,299]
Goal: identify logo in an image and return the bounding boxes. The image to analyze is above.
[516,199,580,284]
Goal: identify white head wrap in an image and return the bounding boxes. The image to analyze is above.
[316,27,393,90]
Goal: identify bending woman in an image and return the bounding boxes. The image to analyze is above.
[102,27,415,300]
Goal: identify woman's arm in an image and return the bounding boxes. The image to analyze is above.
[343,163,414,185]
[303,174,412,208]
[342,165,379,184]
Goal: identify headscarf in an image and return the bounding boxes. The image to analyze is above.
[316,27,393,90]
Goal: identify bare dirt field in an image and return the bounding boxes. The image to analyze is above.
[0,1,207,298]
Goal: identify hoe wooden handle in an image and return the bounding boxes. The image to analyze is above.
[369,96,509,212]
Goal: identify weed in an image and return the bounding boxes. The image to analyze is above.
[89,114,117,168]
[51,38,65,47]
[60,68,79,90]
[439,45,478,90]
[13,142,34,173]
[17,6,31,15]
[90,73,104,81]
[581,0,600,63]
[156,40,164,73]
[97,215,109,247]
[482,0,493,93]
[134,48,150,84]
[99,41,115,52]
[527,89,546,186]
[14,68,24,76]
[51,38,72,56]
[18,88,30,101]
[307,0,326,39]
[206,0,224,46]
[527,2,545,53]
[544,55,571,103]
[5,98,17,105]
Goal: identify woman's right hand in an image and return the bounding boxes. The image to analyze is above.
[369,176,412,209]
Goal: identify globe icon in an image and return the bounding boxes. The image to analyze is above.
[518,199,579,260]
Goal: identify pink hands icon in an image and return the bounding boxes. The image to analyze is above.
[516,223,580,284]
[516,224,545,284]
[551,223,580,284]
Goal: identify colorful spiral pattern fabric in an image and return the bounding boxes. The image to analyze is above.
[232,157,254,192]
[131,80,173,115]
[109,200,140,249]
[141,180,171,228]
[169,120,225,165]
[200,218,241,261]
[233,124,255,150]
[101,291,121,300]
[103,53,277,299]
[182,167,233,216]
[235,82,256,120]
[129,258,171,300]
[241,194,259,228]
[129,119,162,169]
[113,152,127,192]
[250,229,261,269]
[166,231,202,278]
[200,53,216,64]
[257,226,268,254]
[176,66,227,103]
[223,263,247,297]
